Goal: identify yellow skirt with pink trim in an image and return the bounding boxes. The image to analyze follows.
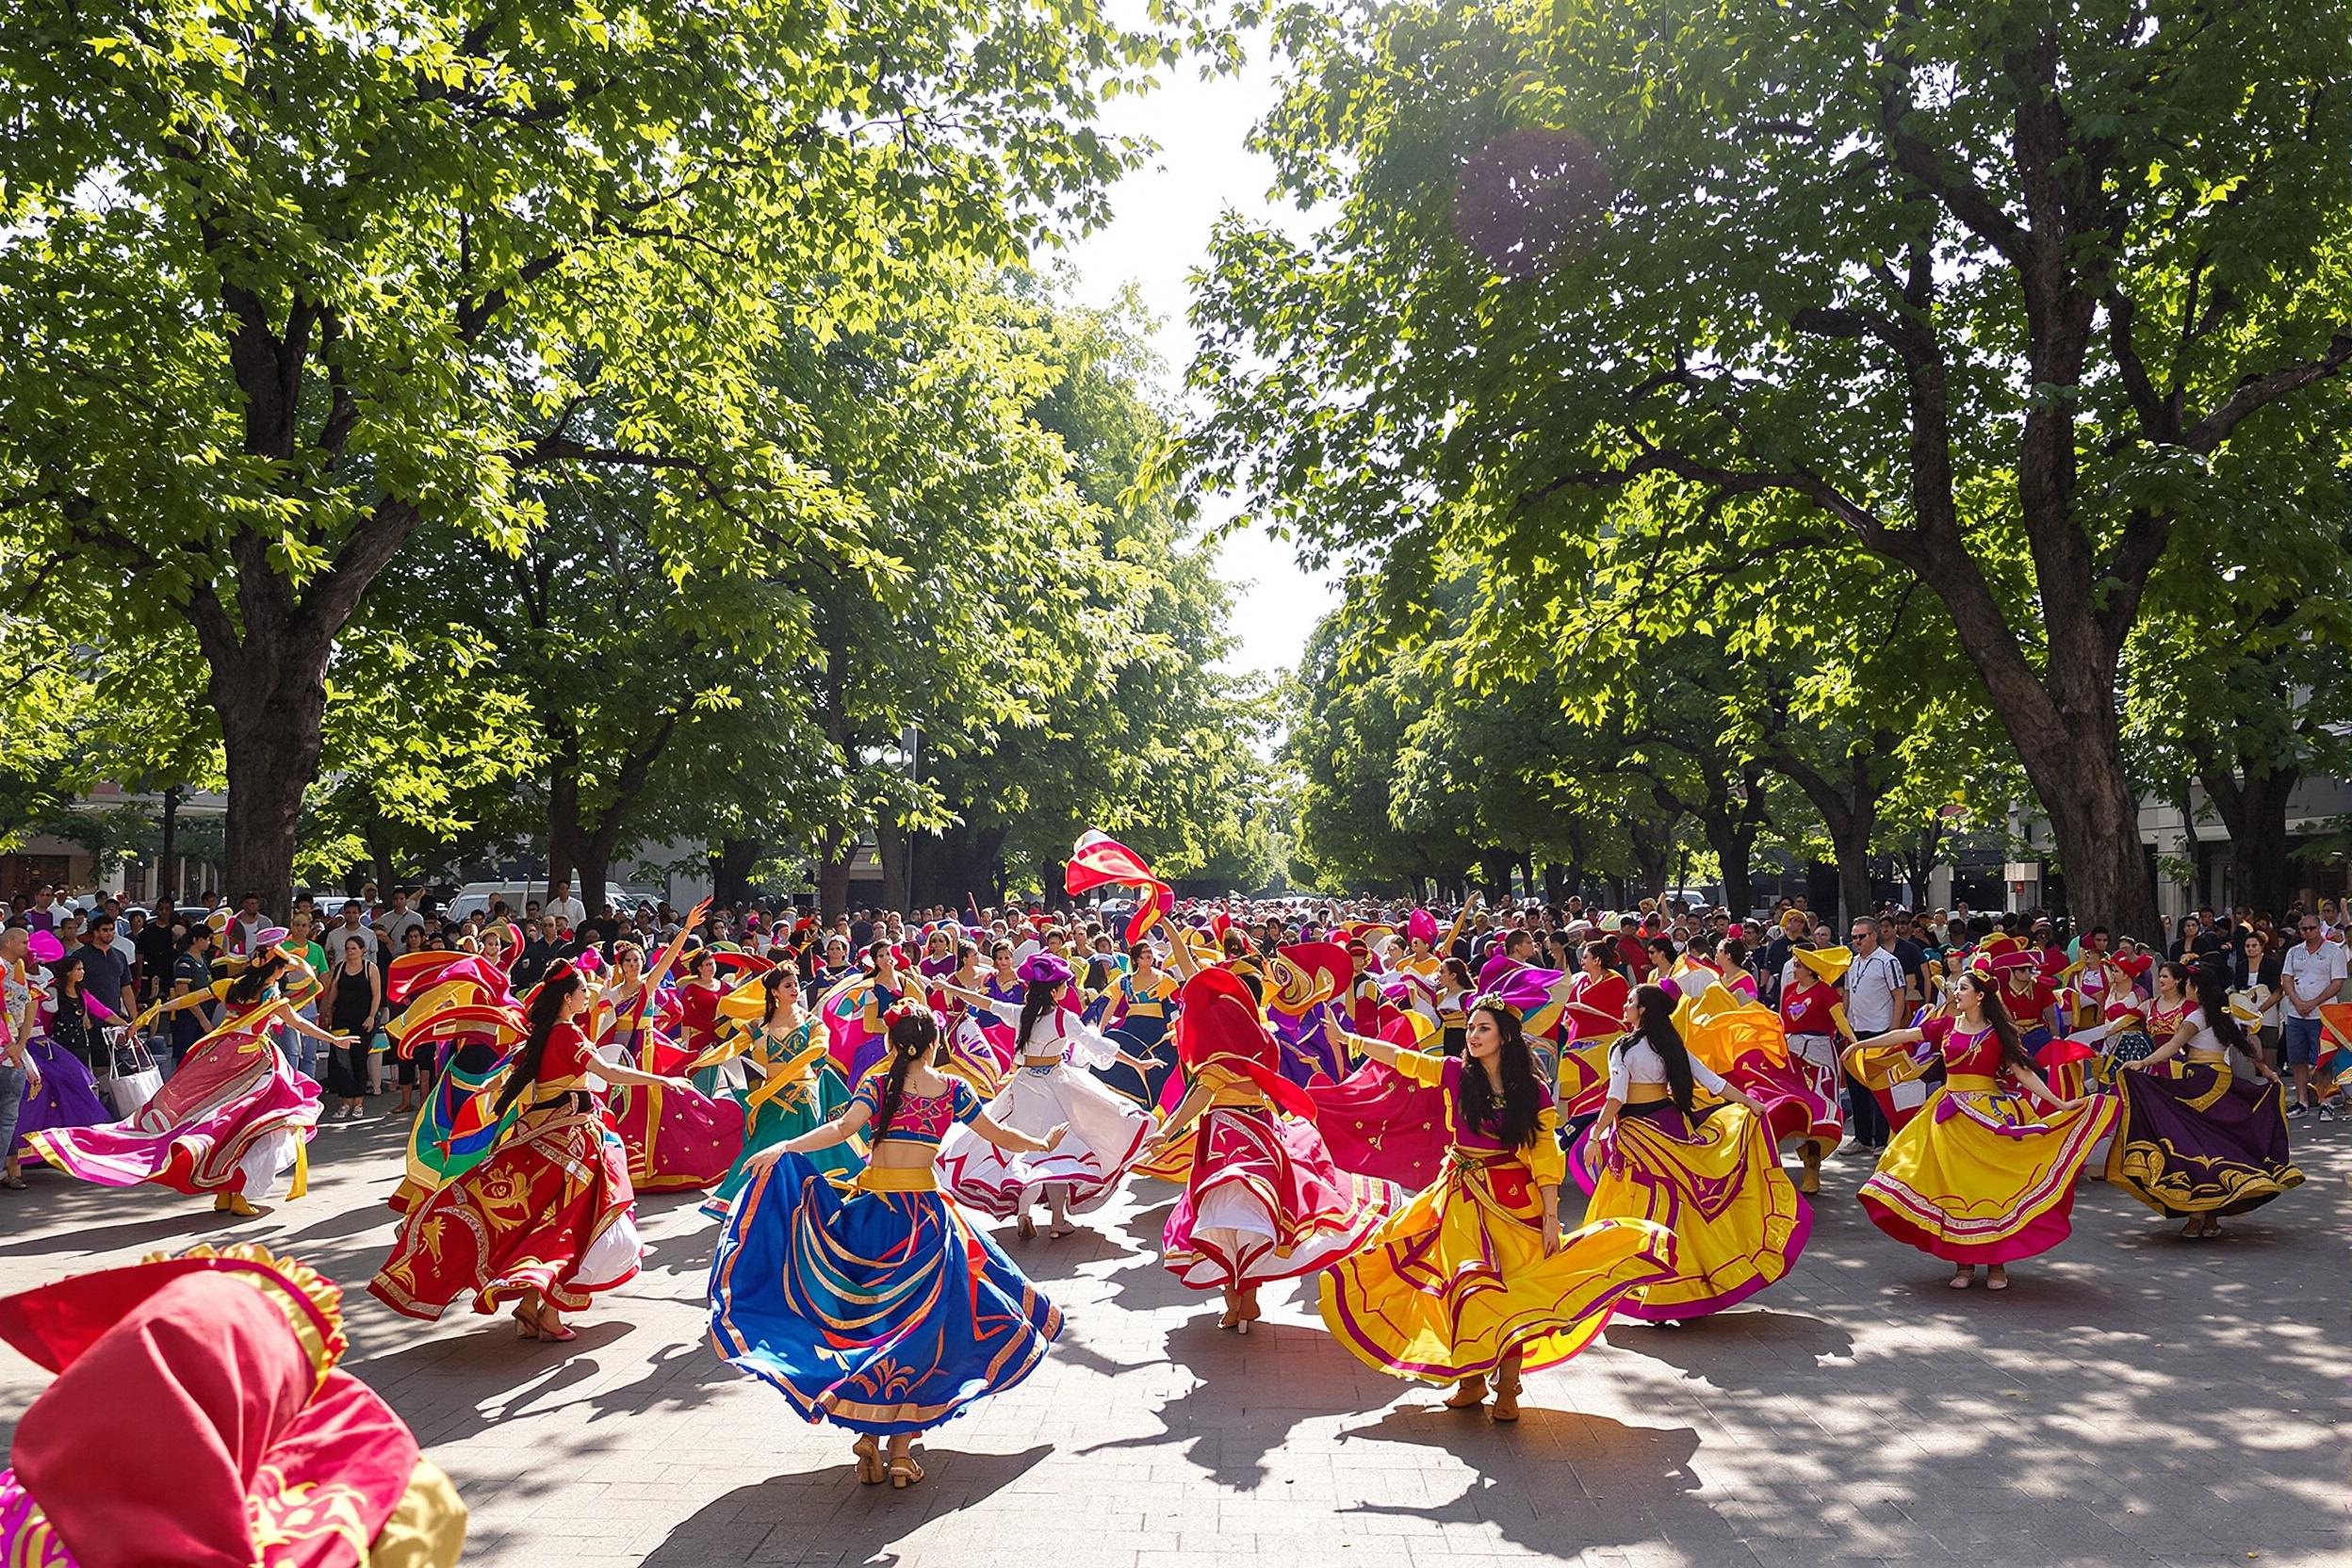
[1319,1150,1677,1382]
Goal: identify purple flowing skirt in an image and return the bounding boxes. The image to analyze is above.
[2106,1062,2303,1217]
[13,1037,113,1161]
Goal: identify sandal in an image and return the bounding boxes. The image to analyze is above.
[1490,1371,1523,1423]
[1949,1267,1974,1289]
[0,1176,26,1191]
[1984,1267,2009,1292]
[1444,1377,1488,1410]
[1017,1213,1036,1240]
[535,1307,577,1342]
[852,1435,886,1485]
[889,1456,925,1490]
[513,1306,540,1341]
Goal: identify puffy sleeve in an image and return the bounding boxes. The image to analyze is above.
[1528,1104,1566,1189]
[850,1074,883,1121]
[951,1078,985,1126]
[1689,1054,1731,1097]
[978,995,1024,1027]
[1388,1048,1448,1089]
[1605,1042,1629,1103]
[1057,1012,1121,1071]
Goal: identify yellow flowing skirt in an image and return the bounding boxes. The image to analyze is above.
[1319,1152,1677,1382]
[1578,1102,1809,1319]
[1858,1083,2116,1263]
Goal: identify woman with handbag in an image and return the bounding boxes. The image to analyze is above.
[11,953,118,1177]
[321,935,383,1120]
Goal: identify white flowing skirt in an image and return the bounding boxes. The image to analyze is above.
[938,1064,1152,1217]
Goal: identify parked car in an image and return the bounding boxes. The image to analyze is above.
[447,880,633,923]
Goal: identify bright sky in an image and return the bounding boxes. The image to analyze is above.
[1059,47,1338,682]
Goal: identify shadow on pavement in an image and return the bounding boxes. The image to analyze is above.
[639,1445,1054,1565]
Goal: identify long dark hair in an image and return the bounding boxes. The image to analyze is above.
[759,968,796,1029]
[224,951,288,1007]
[1459,1000,1543,1149]
[869,1008,941,1137]
[496,968,584,1116]
[1017,981,1061,1050]
[46,952,85,995]
[1613,982,1695,1114]
[1959,975,2034,1071]
[2190,956,2249,1054]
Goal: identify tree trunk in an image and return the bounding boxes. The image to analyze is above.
[546,756,585,891]
[817,826,854,922]
[1700,809,1757,917]
[364,818,398,899]
[712,836,761,908]
[213,658,330,917]
[1477,847,1513,903]
[2204,765,2298,919]
[1542,862,1566,905]
[158,786,182,903]
[874,819,909,912]
[1770,746,1888,929]
[1901,822,1943,910]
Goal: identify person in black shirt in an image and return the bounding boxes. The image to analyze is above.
[75,919,130,1020]
[133,906,178,1005]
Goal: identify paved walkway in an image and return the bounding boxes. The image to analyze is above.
[3,1111,2344,1568]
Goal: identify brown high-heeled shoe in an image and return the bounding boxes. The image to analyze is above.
[1490,1358,1524,1422]
[1444,1377,1488,1410]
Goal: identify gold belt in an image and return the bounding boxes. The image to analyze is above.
[1946,1073,2001,1092]
[852,1164,938,1193]
[1625,1086,1672,1105]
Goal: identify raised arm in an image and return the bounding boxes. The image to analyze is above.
[643,898,711,993]
[745,1099,874,1170]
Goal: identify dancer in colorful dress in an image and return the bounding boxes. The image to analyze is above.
[1095,941,1181,1106]
[1774,946,1849,1193]
[596,904,746,1191]
[709,1003,1066,1490]
[383,951,524,1213]
[1576,985,1806,1323]
[36,942,335,1216]
[1853,965,2117,1290]
[371,960,691,1341]
[0,1243,466,1568]
[934,953,1156,1238]
[702,962,861,1219]
[2105,960,2300,1235]
[1316,1004,1678,1419]
[1148,966,1396,1332]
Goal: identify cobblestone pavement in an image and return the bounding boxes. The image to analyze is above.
[3,1110,2344,1568]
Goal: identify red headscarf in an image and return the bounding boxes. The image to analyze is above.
[1173,968,1317,1120]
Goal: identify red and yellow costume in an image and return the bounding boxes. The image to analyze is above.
[370,1020,643,1320]
[0,1244,464,1568]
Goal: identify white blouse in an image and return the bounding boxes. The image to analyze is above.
[1608,1034,1731,1102]
[978,998,1120,1070]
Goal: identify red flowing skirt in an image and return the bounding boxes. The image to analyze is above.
[370,1108,641,1318]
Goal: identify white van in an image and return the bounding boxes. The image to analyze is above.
[447,881,635,923]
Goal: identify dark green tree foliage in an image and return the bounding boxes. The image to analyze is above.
[1187,0,2352,930]
[0,0,1218,910]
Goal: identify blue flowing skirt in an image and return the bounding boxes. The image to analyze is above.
[707,1152,1062,1435]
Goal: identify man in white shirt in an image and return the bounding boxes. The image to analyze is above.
[331,902,378,961]
[2278,915,2346,1119]
[545,880,587,930]
[1840,918,1910,1153]
[378,890,424,951]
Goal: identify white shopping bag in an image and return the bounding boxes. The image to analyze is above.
[99,1028,162,1119]
[1888,1075,1930,1114]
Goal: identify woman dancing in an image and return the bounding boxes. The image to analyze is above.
[371,960,692,1341]
[934,953,1156,1239]
[702,963,861,1220]
[709,1002,1067,1489]
[2105,959,2300,1236]
[1577,985,1805,1323]
[1317,1004,1677,1420]
[1853,965,2116,1290]
[36,942,337,1216]
[1149,967,1396,1333]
